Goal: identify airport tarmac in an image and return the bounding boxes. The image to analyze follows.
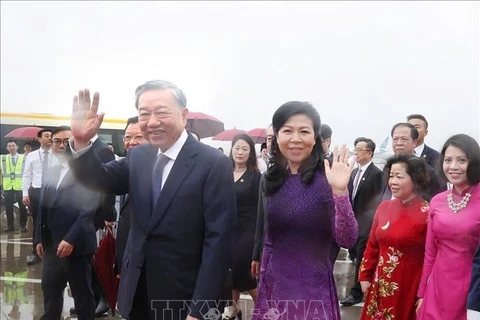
[1,211,363,320]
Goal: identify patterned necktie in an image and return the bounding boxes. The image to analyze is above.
[12,155,17,166]
[42,151,49,172]
[152,154,170,208]
[352,168,362,200]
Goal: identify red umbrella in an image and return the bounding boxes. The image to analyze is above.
[186,112,224,139]
[93,230,119,315]
[5,126,43,139]
[212,129,248,141]
[248,128,267,144]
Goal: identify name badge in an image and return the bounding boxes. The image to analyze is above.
[10,173,15,180]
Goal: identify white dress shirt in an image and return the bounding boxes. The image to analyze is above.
[69,131,189,190]
[352,161,373,199]
[156,130,188,189]
[22,148,58,197]
[414,143,425,157]
[56,162,70,190]
[468,309,480,320]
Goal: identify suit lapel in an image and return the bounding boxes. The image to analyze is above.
[54,169,75,200]
[146,138,198,233]
[136,145,159,230]
[354,164,373,200]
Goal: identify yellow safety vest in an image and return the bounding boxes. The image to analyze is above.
[1,154,25,191]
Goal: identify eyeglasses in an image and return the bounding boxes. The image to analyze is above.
[354,148,371,153]
[123,135,145,142]
[52,140,69,146]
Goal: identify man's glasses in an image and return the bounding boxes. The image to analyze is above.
[52,140,69,146]
[123,135,144,142]
[354,148,371,153]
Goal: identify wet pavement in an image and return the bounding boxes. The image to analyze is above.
[1,209,363,320]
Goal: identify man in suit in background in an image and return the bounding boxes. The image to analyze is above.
[379,123,445,203]
[407,114,440,168]
[114,116,148,277]
[35,126,99,320]
[69,131,116,316]
[68,80,236,320]
[320,124,333,164]
[341,137,383,306]
[468,244,480,318]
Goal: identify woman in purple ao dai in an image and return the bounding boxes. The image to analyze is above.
[252,101,358,320]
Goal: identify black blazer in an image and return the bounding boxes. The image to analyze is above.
[69,136,236,319]
[35,165,100,256]
[252,175,267,262]
[420,144,440,169]
[468,244,480,312]
[91,139,116,229]
[348,163,383,238]
[114,195,130,275]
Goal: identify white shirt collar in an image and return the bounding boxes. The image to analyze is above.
[157,130,189,160]
[358,160,373,171]
[91,135,99,143]
[414,143,425,157]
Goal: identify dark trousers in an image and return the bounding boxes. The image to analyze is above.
[349,236,368,299]
[29,187,41,255]
[40,244,95,320]
[128,269,190,320]
[4,190,27,229]
[129,268,151,320]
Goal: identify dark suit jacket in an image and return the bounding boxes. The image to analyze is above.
[252,175,267,262]
[69,136,236,319]
[114,195,130,276]
[379,161,446,203]
[468,244,480,312]
[91,139,116,229]
[34,165,100,256]
[420,144,440,169]
[348,163,383,238]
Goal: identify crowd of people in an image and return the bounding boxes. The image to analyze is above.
[1,79,479,320]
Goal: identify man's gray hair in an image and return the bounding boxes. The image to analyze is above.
[135,80,187,109]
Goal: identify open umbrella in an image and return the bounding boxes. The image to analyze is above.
[212,129,247,141]
[93,229,119,315]
[5,126,43,139]
[186,112,224,139]
[247,128,267,144]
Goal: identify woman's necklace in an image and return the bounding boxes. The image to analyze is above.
[447,188,472,214]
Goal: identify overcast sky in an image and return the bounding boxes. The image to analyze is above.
[1,1,479,150]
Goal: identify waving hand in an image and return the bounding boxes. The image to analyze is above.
[71,89,104,150]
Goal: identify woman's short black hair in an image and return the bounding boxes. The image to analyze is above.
[440,134,480,185]
[384,154,430,194]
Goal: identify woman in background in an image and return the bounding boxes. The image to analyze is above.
[225,134,261,320]
[417,134,480,320]
[359,155,430,320]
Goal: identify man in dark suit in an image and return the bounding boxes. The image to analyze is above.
[341,137,383,306]
[320,124,333,164]
[379,123,445,203]
[114,116,148,276]
[35,126,99,320]
[468,244,480,316]
[69,133,116,316]
[68,81,236,320]
[407,114,440,168]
